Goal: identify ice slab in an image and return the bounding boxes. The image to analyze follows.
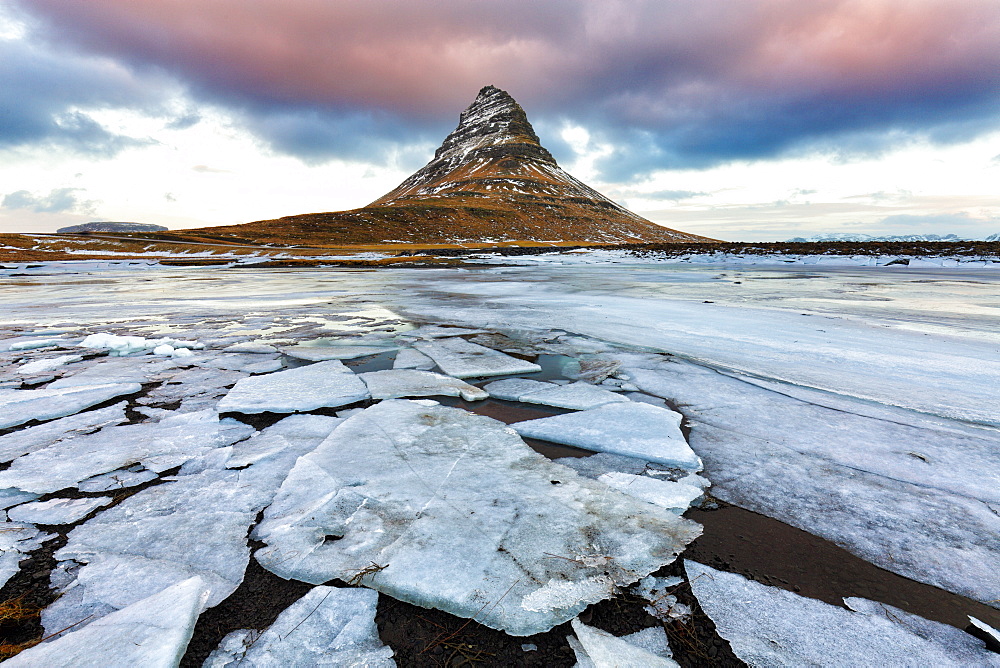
[570,619,678,668]
[685,561,998,667]
[0,488,40,510]
[217,360,368,414]
[49,357,178,388]
[223,341,278,354]
[282,344,394,361]
[202,586,395,667]
[0,410,254,494]
[0,521,54,589]
[598,472,703,513]
[197,354,282,374]
[254,400,700,636]
[360,369,487,401]
[0,402,126,463]
[18,354,83,375]
[624,359,1000,607]
[7,577,210,668]
[400,324,489,339]
[136,366,245,408]
[43,415,333,634]
[412,337,541,378]
[7,496,112,524]
[968,616,1000,651]
[485,378,629,410]
[392,347,436,370]
[512,403,701,470]
[0,382,141,430]
[77,466,158,493]
[78,332,201,357]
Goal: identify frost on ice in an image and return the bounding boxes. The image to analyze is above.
[412,337,542,378]
[253,400,701,636]
[0,383,140,430]
[684,561,1000,667]
[7,577,210,668]
[512,402,701,470]
[484,378,629,410]
[217,360,369,414]
[360,369,487,401]
[203,586,395,667]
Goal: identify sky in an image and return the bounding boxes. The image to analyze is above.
[2,0,999,241]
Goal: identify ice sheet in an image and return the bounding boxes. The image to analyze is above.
[202,586,395,667]
[217,360,368,414]
[412,337,541,378]
[485,378,629,410]
[0,402,126,462]
[512,402,701,470]
[360,369,487,401]
[253,400,701,636]
[7,496,112,524]
[0,383,141,429]
[685,560,1000,667]
[7,577,210,668]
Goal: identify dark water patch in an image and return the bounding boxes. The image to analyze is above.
[684,502,1000,632]
[522,437,594,460]
[342,350,398,374]
[435,396,570,425]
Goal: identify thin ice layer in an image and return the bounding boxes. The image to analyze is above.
[7,497,112,524]
[217,360,368,414]
[570,619,678,668]
[0,382,141,430]
[0,410,253,494]
[624,358,1000,607]
[0,402,126,463]
[685,561,998,667]
[485,378,629,410]
[254,400,700,636]
[7,577,210,668]
[512,402,701,470]
[360,369,487,401]
[202,586,395,667]
[43,414,335,635]
[412,337,541,378]
[392,348,436,370]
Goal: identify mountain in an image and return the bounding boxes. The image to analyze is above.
[57,222,168,234]
[787,233,965,243]
[170,86,711,246]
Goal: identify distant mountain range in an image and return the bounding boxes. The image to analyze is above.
[787,233,1000,243]
[161,85,712,246]
[57,222,168,234]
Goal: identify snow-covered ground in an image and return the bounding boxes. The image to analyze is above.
[0,252,997,664]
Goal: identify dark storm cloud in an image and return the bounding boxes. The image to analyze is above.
[10,0,1000,175]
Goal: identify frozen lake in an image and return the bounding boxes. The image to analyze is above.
[1,255,999,664]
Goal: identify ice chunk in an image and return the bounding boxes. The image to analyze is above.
[18,354,83,375]
[619,627,674,661]
[254,400,700,636]
[49,357,178,388]
[0,521,54,588]
[570,619,678,667]
[282,344,394,361]
[685,560,996,666]
[0,402,126,462]
[0,410,253,494]
[512,403,701,470]
[43,415,332,634]
[631,575,688,621]
[77,466,158,493]
[968,616,1000,652]
[223,341,278,354]
[7,497,112,524]
[0,488,40,509]
[485,378,629,410]
[7,577,210,668]
[392,347,436,370]
[8,339,62,351]
[0,382,141,429]
[217,360,368,414]
[197,354,282,374]
[78,333,200,357]
[598,472,703,513]
[412,337,541,378]
[136,366,245,407]
[202,586,394,667]
[360,369,487,401]
[401,324,488,339]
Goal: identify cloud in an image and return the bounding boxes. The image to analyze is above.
[9,0,1000,175]
[876,212,999,231]
[641,190,708,201]
[2,187,99,214]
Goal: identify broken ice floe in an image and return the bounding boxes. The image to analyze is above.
[360,369,487,401]
[217,360,368,414]
[0,488,40,510]
[392,347,436,370]
[0,382,140,430]
[42,414,337,635]
[78,332,202,356]
[685,560,1000,666]
[203,586,395,667]
[282,344,395,361]
[484,378,629,410]
[598,472,704,513]
[17,354,83,375]
[512,402,701,470]
[0,521,54,589]
[253,399,701,636]
[223,341,278,354]
[569,619,678,668]
[0,402,126,463]
[8,577,210,668]
[0,410,253,494]
[7,496,112,525]
[77,466,158,493]
[412,337,542,378]
[48,356,178,388]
